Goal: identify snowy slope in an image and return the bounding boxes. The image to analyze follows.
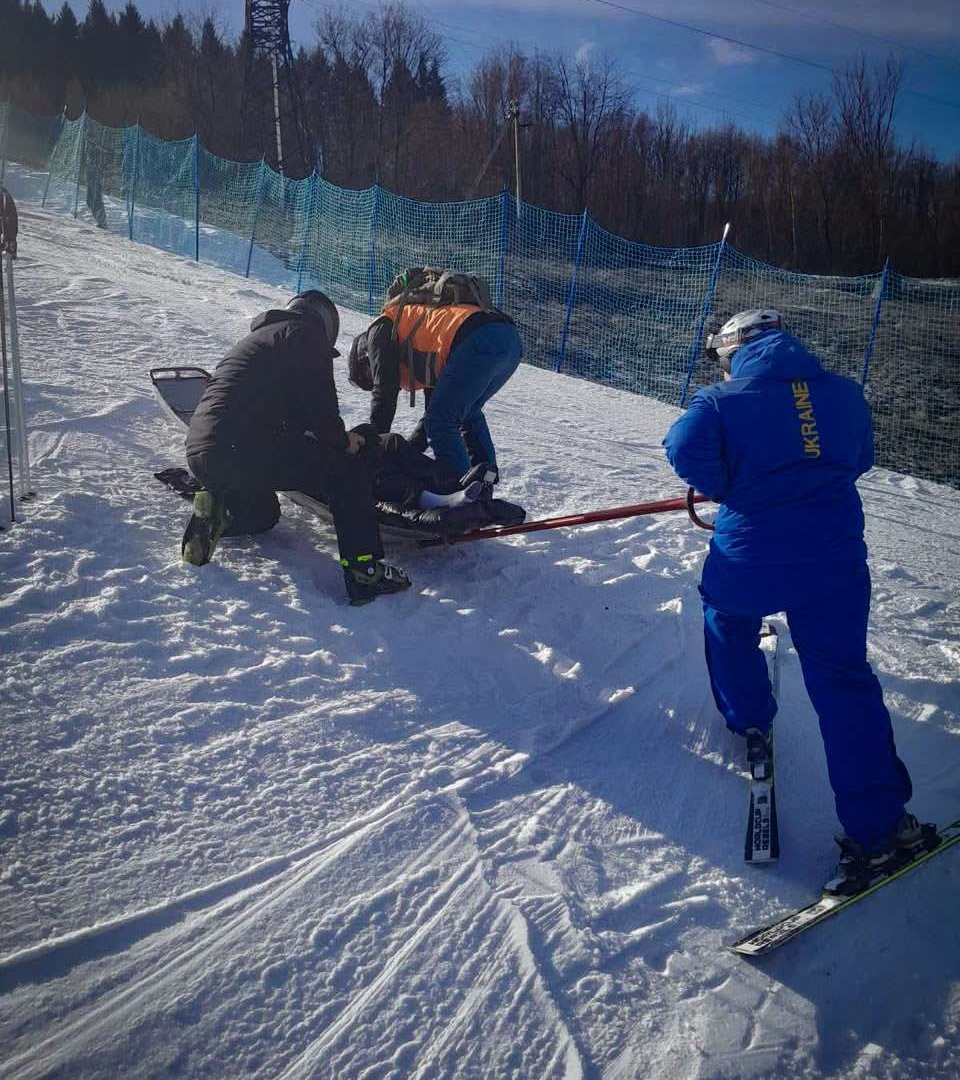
[0,182,958,1080]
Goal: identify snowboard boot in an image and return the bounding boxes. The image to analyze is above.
[182,489,226,566]
[342,556,412,606]
[823,813,938,896]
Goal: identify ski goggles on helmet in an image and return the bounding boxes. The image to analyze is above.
[703,330,741,374]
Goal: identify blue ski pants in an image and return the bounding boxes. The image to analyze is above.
[425,322,523,478]
[700,557,912,851]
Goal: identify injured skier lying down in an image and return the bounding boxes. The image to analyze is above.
[179,427,525,543]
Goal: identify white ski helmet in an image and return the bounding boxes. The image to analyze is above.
[706,308,783,370]
[286,289,341,355]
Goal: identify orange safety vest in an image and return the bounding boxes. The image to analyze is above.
[381,302,480,392]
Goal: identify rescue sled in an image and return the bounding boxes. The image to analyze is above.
[149,367,525,543]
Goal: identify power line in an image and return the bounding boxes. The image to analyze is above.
[581,0,960,112]
[746,0,960,73]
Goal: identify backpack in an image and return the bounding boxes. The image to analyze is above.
[386,267,493,311]
[348,324,377,392]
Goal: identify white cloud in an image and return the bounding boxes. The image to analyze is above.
[575,41,597,66]
[708,39,757,66]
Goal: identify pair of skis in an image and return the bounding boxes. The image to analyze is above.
[730,623,958,957]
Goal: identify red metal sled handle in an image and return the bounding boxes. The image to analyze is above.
[441,492,710,544]
[686,487,715,531]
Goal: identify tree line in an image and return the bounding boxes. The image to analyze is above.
[2,0,958,277]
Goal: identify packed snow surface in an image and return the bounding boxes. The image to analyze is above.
[1,177,959,1080]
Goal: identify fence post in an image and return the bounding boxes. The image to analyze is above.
[245,156,267,279]
[0,100,7,183]
[193,134,200,262]
[861,258,891,388]
[557,209,588,373]
[295,172,317,294]
[497,188,509,308]
[367,183,381,316]
[679,222,731,409]
[42,108,66,208]
[72,110,87,218]
[127,122,141,242]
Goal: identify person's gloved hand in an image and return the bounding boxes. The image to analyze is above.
[349,422,379,442]
[349,422,383,458]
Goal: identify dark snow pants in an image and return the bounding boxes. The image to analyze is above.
[699,557,912,852]
[187,434,384,563]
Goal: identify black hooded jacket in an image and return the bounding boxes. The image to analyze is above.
[186,309,346,459]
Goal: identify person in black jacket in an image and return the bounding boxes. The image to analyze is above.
[183,290,411,606]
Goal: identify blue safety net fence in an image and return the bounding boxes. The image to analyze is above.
[2,103,958,488]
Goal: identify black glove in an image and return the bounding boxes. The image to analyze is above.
[349,422,380,443]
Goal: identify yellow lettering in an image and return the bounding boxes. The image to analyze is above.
[792,381,822,459]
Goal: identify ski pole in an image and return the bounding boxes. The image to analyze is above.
[0,252,15,523]
[434,492,709,545]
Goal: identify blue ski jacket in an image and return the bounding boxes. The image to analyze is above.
[663,330,874,572]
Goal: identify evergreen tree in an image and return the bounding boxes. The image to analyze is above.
[79,0,119,90]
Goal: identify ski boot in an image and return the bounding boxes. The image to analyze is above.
[823,813,939,896]
[182,490,227,566]
[459,462,498,501]
[744,727,772,781]
[342,556,412,606]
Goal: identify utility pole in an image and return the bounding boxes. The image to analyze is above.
[466,99,525,211]
[240,0,314,177]
[509,99,522,217]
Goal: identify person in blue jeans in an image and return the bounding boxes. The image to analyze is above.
[663,308,934,895]
[354,287,523,482]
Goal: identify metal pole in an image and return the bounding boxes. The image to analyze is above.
[245,156,267,279]
[4,252,31,496]
[295,172,316,294]
[510,99,522,221]
[679,221,731,409]
[42,107,67,209]
[128,121,141,242]
[367,183,381,316]
[440,493,709,545]
[73,110,86,219]
[0,100,7,183]
[0,254,16,523]
[862,257,891,389]
[272,53,284,177]
[557,209,588,373]
[497,188,509,308]
[193,134,200,262]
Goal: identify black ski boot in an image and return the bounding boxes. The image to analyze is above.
[459,462,498,500]
[744,727,772,780]
[823,813,938,896]
[182,490,226,566]
[342,557,412,606]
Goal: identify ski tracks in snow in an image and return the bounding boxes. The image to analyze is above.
[3,184,959,1079]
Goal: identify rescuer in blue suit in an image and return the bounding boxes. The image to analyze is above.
[663,308,932,895]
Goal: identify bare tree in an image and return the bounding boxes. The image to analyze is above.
[786,91,838,262]
[553,51,627,211]
[832,54,905,260]
[360,2,444,186]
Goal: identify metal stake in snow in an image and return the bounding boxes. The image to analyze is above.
[0,185,19,523]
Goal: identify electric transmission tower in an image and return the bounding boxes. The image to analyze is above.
[240,0,315,177]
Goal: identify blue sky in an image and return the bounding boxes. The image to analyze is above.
[62,0,960,160]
